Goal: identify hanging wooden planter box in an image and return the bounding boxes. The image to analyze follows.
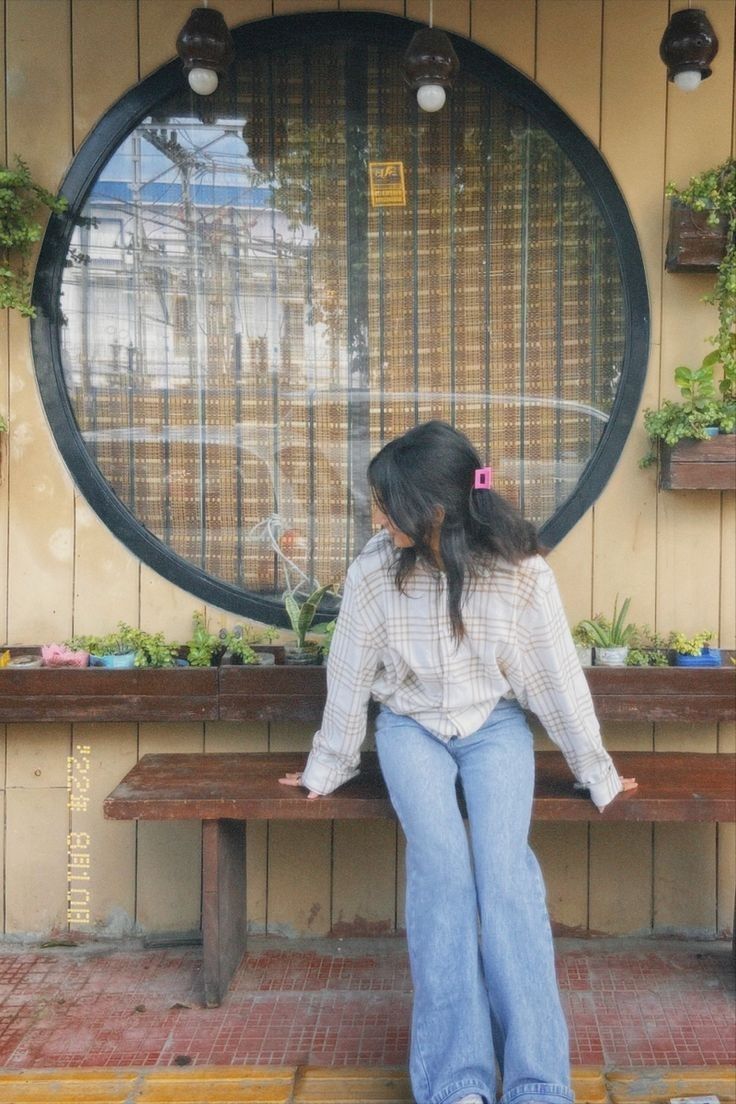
[659,434,736,490]
[665,200,729,272]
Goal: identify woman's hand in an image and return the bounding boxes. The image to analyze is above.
[620,776,638,793]
[278,771,322,800]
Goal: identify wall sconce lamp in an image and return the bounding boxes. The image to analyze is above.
[402,2,459,112]
[176,4,234,96]
[660,7,718,92]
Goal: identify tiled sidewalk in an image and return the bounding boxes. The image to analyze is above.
[0,935,732,1073]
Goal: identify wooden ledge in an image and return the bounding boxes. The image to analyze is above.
[0,663,734,724]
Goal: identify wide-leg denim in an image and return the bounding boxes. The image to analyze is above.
[375,698,573,1104]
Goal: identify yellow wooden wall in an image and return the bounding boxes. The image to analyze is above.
[0,0,733,940]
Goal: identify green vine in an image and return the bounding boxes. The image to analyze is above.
[666,157,736,400]
[0,157,67,317]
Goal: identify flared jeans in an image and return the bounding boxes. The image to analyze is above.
[375,698,573,1104]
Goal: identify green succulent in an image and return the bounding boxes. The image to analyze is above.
[576,596,635,648]
[284,583,334,649]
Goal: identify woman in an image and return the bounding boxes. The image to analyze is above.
[281,421,636,1104]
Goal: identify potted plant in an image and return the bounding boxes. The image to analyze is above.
[283,582,335,665]
[220,623,278,666]
[625,625,670,668]
[185,611,227,667]
[575,596,635,667]
[0,156,67,316]
[570,621,596,667]
[644,158,736,486]
[310,618,337,660]
[66,623,180,668]
[668,630,720,667]
[640,352,735,469]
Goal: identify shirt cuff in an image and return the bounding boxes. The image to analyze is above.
[582,761,623,811]
[301,747,360,796]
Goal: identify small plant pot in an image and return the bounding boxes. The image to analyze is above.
[594,646,629,668]
[284,645,323,666]
[704,426,720,438]
[673,646,721,668]
[97,652,136,669]
[575,645,593,668]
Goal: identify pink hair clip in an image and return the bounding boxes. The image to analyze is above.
[474,466,493,490]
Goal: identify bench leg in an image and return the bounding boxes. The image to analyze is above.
[201,819,247,1007]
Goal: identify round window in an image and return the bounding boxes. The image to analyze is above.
[32,12,649,625]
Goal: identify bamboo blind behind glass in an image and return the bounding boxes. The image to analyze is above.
[59,39,625,600]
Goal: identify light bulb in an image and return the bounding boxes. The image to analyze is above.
[416,83,446,112]
[673,69,702,92]
[188,67,219,95]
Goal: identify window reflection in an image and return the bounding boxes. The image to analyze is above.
[59,41,625,600]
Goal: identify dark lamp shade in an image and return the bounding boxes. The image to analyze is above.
[402,26,459,90]
[176,6,235,76]
[659,8,719,83]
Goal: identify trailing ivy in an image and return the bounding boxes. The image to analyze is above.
[0,157,67,316]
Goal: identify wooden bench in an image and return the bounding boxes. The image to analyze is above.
[104,749,736,1007]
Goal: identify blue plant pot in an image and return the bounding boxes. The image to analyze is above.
[673,647,721,667]
[96,652,137,669]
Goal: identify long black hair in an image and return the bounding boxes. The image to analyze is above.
[368,421,542,640]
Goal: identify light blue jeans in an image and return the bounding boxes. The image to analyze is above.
[375,698,573,1104]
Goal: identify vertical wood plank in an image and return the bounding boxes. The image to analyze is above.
[547,519,593,641]
[406,0,469,36]
[720,494,735,649]
[267,718,332,933]
[6,0,75,645]
[653,719,719,935]
[537,0,601,141]
[69,723,137,936]
[6,788,69,933]
[0,787,4,934]
[275,0,344,12]
[69,0,141,639]
[73,500,140,636]
[136,722,204,932]
[589,823,652,934]
[530,0,599,653]
[531,824,588,933]
[657,0,734,640]
[717,721,735,936]
[0,0,8,649]
[139,564,197,641]
[590,719,654,932]
[338,0,404,12]
[267,821,332,936]
[396,830,406,931]
[71,0,139,149]
[528,0,604,931]
[332,821,397,934]
[717,823,735,937]
[5,723,70,932]
[653,824,717,935]
[594,0,666,627]
[470,0,536,77]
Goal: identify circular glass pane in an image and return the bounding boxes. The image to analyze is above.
[35,13,648,623]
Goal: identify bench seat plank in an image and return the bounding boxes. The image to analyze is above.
[103,750,735,1006]
[104,751,736,824]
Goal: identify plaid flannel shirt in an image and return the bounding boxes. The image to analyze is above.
[302,531,622,811]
